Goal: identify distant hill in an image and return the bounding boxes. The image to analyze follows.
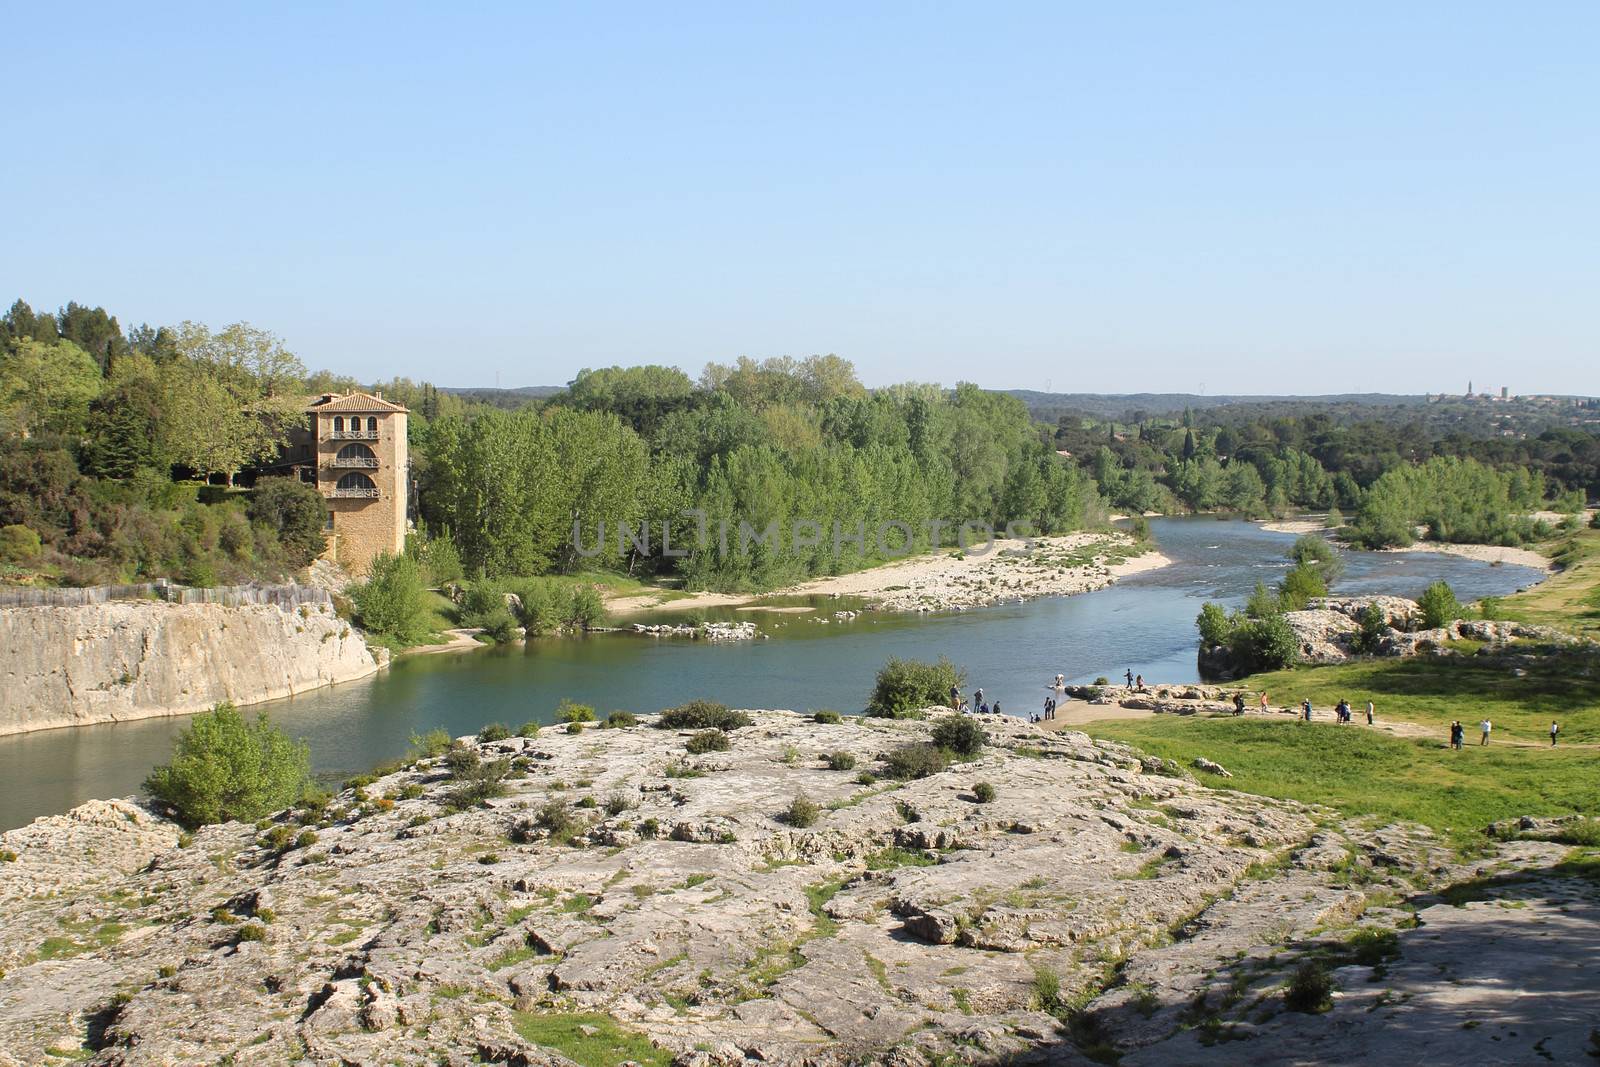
[438,384,564,409]
[1001,390,1428,420]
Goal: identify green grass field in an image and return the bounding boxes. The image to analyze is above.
[1485,527,1600,638]
[1085,717,1599,849]
[1243,654,1600,744]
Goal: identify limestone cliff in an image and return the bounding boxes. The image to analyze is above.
[0,600,385,735]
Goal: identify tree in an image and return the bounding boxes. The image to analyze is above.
[143,703,310,827]
[247,478,328,567]
[1418,581,1462,629]
[80,356,171,477]
[349,552,433,645]
[0,338,102,437]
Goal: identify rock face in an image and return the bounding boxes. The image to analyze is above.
[0,710,1515,1066]
[0,601,385,736]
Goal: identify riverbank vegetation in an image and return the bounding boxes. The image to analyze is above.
[5,293,1593,599]
[142,703,311,827]
[1084,717,1599,849]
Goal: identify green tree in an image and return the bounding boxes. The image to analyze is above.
[143,704,310,827]
[0,338,102,437]
[867,656,966,718]
[350,552,433,645]
[1418,581,1462,629]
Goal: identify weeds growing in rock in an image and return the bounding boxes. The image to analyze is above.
[785,795,821,828]
[825,751,857,771]
[604,792,634,816]
[1284,961,1333,1012]
[685,730,730,755]
[855,770,877,785]
[658,700,750,731]
[931,716,987,757]
[884,742,950,780]
[444,747,481,779]
[478,723,511,743]
[813,710,842,724]
[605,711,639,729]
[973,782,996,803]
[555,700,597,724]
[235,923,267,944]
[516,721,540,738]
[409,726,454,758]
[536,799,581,844]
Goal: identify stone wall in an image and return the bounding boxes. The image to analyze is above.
[0,600,386,736]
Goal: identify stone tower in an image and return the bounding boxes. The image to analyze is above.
[305,392,409,574]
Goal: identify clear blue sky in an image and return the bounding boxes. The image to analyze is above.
[4,2,1596,395]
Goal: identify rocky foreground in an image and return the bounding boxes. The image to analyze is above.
[1,712,1594,1065]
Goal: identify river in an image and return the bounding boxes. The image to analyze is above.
[0,518,1545,830]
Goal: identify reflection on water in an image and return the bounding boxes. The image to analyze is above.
[0,518,1545,828]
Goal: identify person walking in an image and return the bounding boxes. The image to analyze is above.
[1479,719,1492,746]
[949,684,960,711]
[1450,721,1464,750]
[1365,700,1374,726]
[1260,691,1270,712]
[1233,692,1246,716]
[1125,669,1135,689]
[1302,699,1313,722]
[1551,720,1560,746]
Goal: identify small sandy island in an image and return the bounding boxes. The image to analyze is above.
[1257,516,1554,572]
[608,531,1170,617]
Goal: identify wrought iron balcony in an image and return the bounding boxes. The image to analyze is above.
[329,429,379,440]
[328,456,380,468]
[329,487,381,499]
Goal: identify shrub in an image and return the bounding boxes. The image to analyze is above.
[349,552,433,646]
[409,728,453,759]
[444,747,481,779]
[1284,961,1333,1013]
[1350,602,1388,654]
[0,523,42,564]
[245,478,327,568]
[855,771,877,785]
[564,721,584,735]
[973,782,996,803]
[825,751,857,771]
[294,830,319,849]
[563,584,607,629]
[235,923,268,944]
[604,711,638,729]
[555,700,597,724]
[1277,562,1328,612]
[458,583,520,643]
[143,704,310,828]
[1288,533,1344,584]
[1552,818,1600,847]
[785,795,820,828]
[1591,511,1600,530]
[442,776,507,812]
[416,530,464,585]
[536,799,580,843]
[931,716,987,757]
[604,791,634,816]
[516,721,540,738]
[1418,580,1462,629]
[884,743,950,780]
[1243,581,1280,620]
[477,723,510,743]
[258,824,296,851]
[867,656,966,718]
[813,710,842,724]
[685,729,730,754]
[1197,602,1237,647]
[658,700,750,731]
[1229,613,1298,672]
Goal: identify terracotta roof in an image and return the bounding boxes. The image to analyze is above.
[307,391,408,413]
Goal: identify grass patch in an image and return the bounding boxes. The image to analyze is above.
[1084,717,1600,848]
[1246,646,1600,743]
[512,1011,672,1067]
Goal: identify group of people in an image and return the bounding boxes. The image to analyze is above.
[950,685,1002,716]
[1449,718,1561,748]
[1294,698,1375,725]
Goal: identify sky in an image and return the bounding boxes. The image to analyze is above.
[3,2,1596,395]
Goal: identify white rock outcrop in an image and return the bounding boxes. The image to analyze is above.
[0,600,385,736]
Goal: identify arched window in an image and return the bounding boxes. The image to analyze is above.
[335,443,378,467]
[333,416,344,434]
[334,472,378,497]
[367,416,378,433]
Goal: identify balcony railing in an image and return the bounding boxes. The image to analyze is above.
[329,487,381,499]
[328,456,380,468]
[329,429,379,440]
